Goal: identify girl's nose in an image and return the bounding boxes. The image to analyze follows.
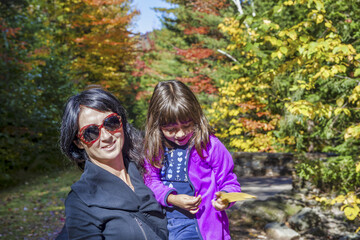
[175,129,185,138]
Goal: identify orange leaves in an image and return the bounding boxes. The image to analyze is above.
[237,101,266,111]
[83,0,127,6]
[4,27,21,38]
[184,26,210,35]
[239,118,276,132]
[0,19,21,38]
[69,0,136,88]
[90,15,133,26]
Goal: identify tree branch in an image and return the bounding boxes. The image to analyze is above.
[217,49,239,63]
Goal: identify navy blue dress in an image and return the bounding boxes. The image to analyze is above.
[161,145,201,240]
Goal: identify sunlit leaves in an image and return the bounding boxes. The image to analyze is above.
[209,0,360,157]
[69,0,136,92]
[317,192,360,222]
[208,76,280,152]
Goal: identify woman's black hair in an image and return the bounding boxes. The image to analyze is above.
[60,87,144,171]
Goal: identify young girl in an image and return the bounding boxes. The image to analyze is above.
[143,80,241,240]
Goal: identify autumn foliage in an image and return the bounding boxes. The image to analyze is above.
[69,0,137,92]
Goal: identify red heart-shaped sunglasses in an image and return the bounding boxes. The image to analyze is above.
[77,113,122,146]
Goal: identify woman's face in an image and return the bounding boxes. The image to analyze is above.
[76,107,124,164]
[161,120,194,146]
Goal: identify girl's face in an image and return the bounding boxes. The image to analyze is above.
[161,120,194,146]
[75,107,124,164]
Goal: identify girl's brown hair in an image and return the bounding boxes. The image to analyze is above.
[144,80,213,167]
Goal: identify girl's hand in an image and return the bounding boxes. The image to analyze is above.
[167,194,202,214]
[212,191,229,211]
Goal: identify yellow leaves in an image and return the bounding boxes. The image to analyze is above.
[285,100,332,119]
[290,80,314,91]
[331,195,346,205]
[271,51,280,59]
[313,0,325,11]
[334,108,351,117]
[212,0,359,156]
[349,85,360,105]
[316,192,360,222]
[325,21,332,28]
[340,193,360,221]
[356,162,360,173]
[228,133,276,152]
[264,36,282,47]
[277,136,295,146]
[343,206,359,220]
[315,196,331,204]
[287,31,298,41]
[229,109,240,117]
[280,46,288,55]
[220,192,256,203]
[344,125,360,140]
[219,17,246,40]
[316,14,324,24]
[262,19,280,31]
[336,98,344,107]
[299,35,310,43]
[354,68,360,77]
[283,0,293,6]
[333,45,355,55]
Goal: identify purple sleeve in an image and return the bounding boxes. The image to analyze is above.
[143,159,177,207]
[209,137,241,207]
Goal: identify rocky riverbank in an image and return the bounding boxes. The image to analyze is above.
[227,188,360,240]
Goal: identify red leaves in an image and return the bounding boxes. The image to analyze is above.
[184,26,209,35]
[176,47,214,61]
[187,0,229,15]
[131,59,150,77]
[176,75,217,94]
[235,101,279,132]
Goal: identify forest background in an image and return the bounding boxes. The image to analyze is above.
[1,0,360,230]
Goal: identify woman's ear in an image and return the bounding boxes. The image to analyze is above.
[74,139,85,149]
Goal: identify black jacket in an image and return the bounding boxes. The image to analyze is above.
[57,160,168,240]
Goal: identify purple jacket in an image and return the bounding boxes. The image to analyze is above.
[144,135,241,240]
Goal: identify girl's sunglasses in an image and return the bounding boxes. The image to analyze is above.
[77,113,122,146]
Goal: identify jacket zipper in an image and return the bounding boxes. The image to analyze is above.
[186,147,204,240]
[135,217,148,240]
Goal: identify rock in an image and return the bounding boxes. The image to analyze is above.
[265,222,300,240]
[238,198,288,223]
[339,233,360,240]
[288,207,324,236]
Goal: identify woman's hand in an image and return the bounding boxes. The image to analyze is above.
[212,191,229,211]
[167,194,202,214]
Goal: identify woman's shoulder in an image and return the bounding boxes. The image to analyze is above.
[65,189,85,210]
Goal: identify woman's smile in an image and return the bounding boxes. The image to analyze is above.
[102,140,116,150]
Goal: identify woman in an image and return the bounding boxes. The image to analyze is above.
[57,88,168,239]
